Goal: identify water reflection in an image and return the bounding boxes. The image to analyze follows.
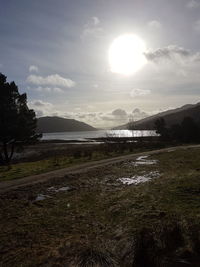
[42,130,158,141]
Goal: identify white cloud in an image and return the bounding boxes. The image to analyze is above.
[35,86,51,92]
[65,110,129,127]
[131,108,148,121]
[27,102,150,128]
[186,0,200,8]
[29,65,39,73]
[92,108,150,127]
[34,86,64,93]
[27,74,76,88]
[194,20,200,33]
[141,44,200,90]
[147,20,162,30]
[53,87,64,93]
[130,88,151,97]
[92,16,100,26]
[81,16,103,39]
[31,100,52,107]
[28,100,54,117]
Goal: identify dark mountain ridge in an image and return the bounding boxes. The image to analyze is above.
[37,116,97,133]
[114,102,200,130]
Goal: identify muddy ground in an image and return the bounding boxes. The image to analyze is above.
[1,146,200,266]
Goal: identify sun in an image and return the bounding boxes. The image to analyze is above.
[109,34,147,75]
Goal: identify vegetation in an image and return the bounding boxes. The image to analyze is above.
[155,116,200,143]
[0,150,113,181]
[0,147,200,266]
[0,73,41,165]
[0,141,168,181]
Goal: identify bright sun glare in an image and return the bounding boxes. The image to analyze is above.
[109,34,147,75]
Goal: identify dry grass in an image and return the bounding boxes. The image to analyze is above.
[0,147,200,266]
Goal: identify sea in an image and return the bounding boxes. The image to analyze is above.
[42,130,157,141]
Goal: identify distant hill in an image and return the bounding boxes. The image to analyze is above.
[37,116,97,133]
[114,102,200,130]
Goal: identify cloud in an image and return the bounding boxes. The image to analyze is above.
[79,108,149,127]
[32,100,50,107]
[131,108,148,121]
[112,109,127,117]
[71,109,129,127]
[28,100,54,117]
[26,103,150,128]
[33,86,64,93]
[97,109,129,125]
[141,44,200,91]
[29,65,38,73]
[130,88,151,97]
[186,0,200,8]
[81,16,103,39]
[27,74,76,88]
[194,20,200,33]
[145,45,190,62]
[92,16,100,26]
[147,20,162,30]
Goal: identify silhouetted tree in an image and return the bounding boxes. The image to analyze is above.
[128,116,135,137]
[154,118,169,140]
[169,123,182,141]
[0,73,41,165]
[181,117,199,143]
[155,116,200,143]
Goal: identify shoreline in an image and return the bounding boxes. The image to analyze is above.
[40,135,160,144]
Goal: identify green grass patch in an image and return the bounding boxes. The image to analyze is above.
[0,150,130,181]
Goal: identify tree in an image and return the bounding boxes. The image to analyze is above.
[0,73,41,165]
[154,118,169,140]
[169,123,182,141]
[181,117,199,143]
[127,116,135,131]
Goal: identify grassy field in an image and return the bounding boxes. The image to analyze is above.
[0,147,200,266]
[0,144,155,181]
[0,153,102,181]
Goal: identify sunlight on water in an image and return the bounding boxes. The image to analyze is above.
[42,130,158,141]
[119,171,160,185]
[47,186,70,192]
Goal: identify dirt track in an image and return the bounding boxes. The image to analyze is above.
[0,144,199,193]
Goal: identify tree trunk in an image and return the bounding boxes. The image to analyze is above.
[0,152,4,165]
[3,142,9,164]
[9,142,15,162]
[0,141,15,166]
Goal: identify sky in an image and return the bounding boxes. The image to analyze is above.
[0,0,200,128]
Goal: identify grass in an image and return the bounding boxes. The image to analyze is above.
[0,145,153,181]
[0,150,124,181]
[0,147,200,266]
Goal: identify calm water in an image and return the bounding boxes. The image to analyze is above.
[42,130,157,141]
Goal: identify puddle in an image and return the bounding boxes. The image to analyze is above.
[118,171,160,185]
[47,186,71,193]
[136,155,149,161]
[132,155,158,166]
[134,160,158,166]
[35,194,49,201]
[34,186,71,201]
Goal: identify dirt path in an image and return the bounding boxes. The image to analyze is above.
[0,144,199,193]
